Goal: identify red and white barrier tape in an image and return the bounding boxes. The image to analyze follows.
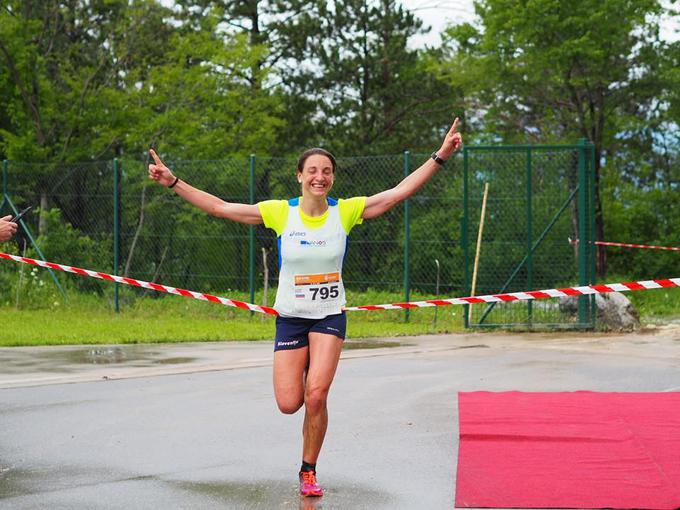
[0,252,279,316]
[570,238,680,252]
[344,278,680,311]
[1,252,678,314]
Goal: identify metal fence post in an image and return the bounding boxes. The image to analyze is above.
[0,160,7,218]
[2,160,7,198]
[462,147,470,328]
[577,139,588,326]
[526,147,533,327]
[403,150,411,323]
[249,154,256,313]
[589,143,597,326]
[113,158,120,313]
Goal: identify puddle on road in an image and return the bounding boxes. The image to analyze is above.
[174,478,391,508]
[152,357,197,365]
[343,340,407,350]
[15,346,162,365]
[0,345,198,374]
[1,468,392,508]
[65,347,131,364]
[0,466,33,498]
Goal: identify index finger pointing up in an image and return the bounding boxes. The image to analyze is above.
[149,148,162,165]
[452,117,460,132]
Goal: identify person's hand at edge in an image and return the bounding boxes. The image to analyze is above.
[0,215,18,242]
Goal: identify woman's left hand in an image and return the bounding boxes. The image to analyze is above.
[437,117,463,160]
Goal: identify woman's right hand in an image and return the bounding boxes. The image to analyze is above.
[148,149,176,187]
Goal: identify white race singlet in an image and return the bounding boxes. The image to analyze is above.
[275,198,348,319]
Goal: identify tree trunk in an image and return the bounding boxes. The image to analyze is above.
[38,192,48,235]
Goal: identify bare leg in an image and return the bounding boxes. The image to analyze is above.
[302,332,343,464]
[273,346,309,414]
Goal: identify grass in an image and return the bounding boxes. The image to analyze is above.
[1,281,677,347]
[0,287,465,346]
[626,285,680,324]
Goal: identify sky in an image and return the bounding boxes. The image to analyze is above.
[401,0,477,48]
[401,0,680,47]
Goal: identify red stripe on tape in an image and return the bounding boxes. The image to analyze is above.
[204,294,221,304]
[560,288,583,296]
[527,291,551,299]
[621,282,645,291]
[392,303,417,309]
[232,300,251,310]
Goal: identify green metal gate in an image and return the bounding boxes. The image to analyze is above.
[462,140,597,329]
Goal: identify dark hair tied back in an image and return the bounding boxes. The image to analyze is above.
[297,148,337,173]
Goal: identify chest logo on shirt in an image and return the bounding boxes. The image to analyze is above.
[300,239,326,247]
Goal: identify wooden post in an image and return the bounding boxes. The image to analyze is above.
[469,183,489,324]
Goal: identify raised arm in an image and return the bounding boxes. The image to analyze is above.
[362,117,463,220]
[148,149,263,225]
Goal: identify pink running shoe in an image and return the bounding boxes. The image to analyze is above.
[299,470,324,497]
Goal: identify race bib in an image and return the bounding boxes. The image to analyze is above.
[293,272,343,315]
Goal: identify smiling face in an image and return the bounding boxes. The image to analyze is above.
[297,154,335,198]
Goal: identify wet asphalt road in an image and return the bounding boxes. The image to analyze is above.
[1,328,679,510]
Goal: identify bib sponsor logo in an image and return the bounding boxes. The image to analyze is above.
[289,231,306,237]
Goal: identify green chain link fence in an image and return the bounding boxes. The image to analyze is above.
[462,141,596,328]
[0,142,595,329]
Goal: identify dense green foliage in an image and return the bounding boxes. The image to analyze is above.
[440,0,679,277]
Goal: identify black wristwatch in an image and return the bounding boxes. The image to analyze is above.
[431,152,446,165]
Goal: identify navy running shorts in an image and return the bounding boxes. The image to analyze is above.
[274,313,347,351]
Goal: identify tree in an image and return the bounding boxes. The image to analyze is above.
[0,0,282,161]
[273,0,457,154]
[440,0,677,276]
[179,0,460,154]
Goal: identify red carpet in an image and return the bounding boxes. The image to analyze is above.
[455,391,680,509]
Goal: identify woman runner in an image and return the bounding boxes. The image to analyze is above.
[148,117,463,497]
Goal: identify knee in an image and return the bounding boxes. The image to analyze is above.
[304,387,329,414]
[277,397,303,415]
